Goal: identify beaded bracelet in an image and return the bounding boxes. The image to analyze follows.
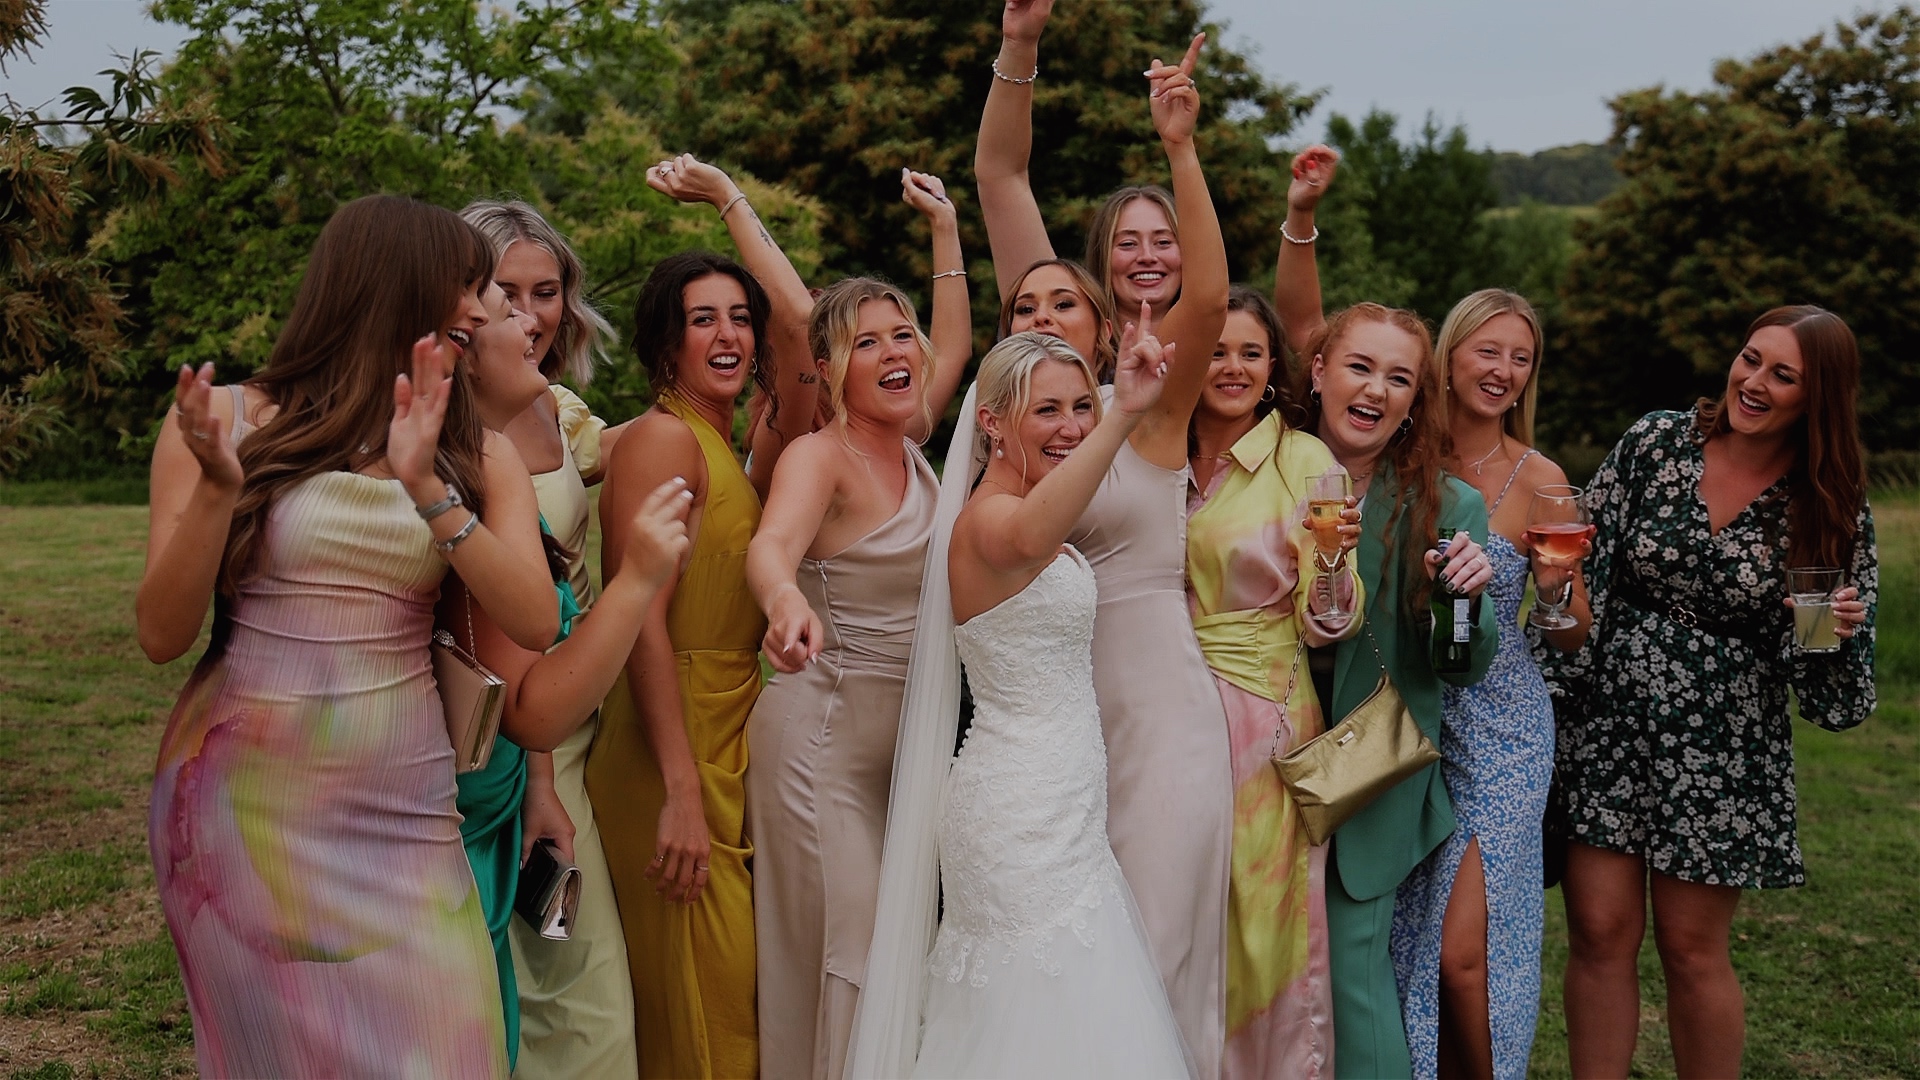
[992,57,1038,85]
[1280,221,1321,245]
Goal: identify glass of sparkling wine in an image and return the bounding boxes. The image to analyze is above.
[1787,566,1843,653]
[1524,484,1595,631]
[1307,468,1353,620]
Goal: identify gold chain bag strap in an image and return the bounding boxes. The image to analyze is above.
[1273,624,1440,846]
[432,586,506,774]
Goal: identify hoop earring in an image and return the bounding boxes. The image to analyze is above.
[1309,387,1322,407]
[1397,417,1413,438]
[1261,384,1277,404]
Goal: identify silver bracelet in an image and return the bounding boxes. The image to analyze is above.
[415,486,463,521]
[932,269,968,280]
[434,510,480,554]
[992,57,1038,85]
[1280,221,1320,245]
[718,192,749,220]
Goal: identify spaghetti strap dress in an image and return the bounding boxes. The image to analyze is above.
[1185,416,1348,1079]
[1390,451,1552,1080]
[148,389,506,1078]
[512,384,641,1079]
[747,440,938,1080]
[1070,429,1233,1079]
[587,391,765,1079]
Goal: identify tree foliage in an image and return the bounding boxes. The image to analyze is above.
[1490,143,1620,207]
[13,0,822,477]
[1549,7,1920,451]
[1,0,222,471]
[612,0,1318,339]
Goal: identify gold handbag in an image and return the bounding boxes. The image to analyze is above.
[433,589,505,774]
[1274,630,1440,846]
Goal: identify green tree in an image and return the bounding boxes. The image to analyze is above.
[579,0,1318,341]
[1315,109,1504,324]
[1549,7,1920,451]
[1489,143,1621,207]
[1,0,222,473]
[21,0,823,477]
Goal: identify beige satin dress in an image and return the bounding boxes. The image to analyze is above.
[1071,435,1233,1080]
[746,441,938,1080]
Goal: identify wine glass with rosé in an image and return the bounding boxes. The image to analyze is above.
[1306,467,1353,620]
[1524,484,1595,631]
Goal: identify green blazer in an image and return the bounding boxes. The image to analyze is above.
[1329,470,1499,901]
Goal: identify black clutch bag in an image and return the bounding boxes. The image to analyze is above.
[514,839,581,941]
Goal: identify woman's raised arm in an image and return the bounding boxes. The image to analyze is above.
[137,363,244,663]
[976,0,1059,300]
[901,168,973,437]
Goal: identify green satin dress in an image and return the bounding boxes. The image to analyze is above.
[455,524,580,1071]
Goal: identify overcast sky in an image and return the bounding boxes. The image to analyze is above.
[4,0,1881,152]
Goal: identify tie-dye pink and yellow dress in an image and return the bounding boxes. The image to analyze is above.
[1185,414,1360,1080]
[149,454,506,1077]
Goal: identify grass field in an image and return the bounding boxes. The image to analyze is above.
[0,496,1914,1078]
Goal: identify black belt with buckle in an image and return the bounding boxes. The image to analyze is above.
[1611,576,1777,648]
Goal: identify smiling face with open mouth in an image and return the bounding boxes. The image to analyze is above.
[1723,324,1808,439]
[985,359,1098,486]
[1107,197,1182,316]
[1447,312,1536,423]
[1312,318,1425,469]
[465,281,547,426]
[837,297,930,431]
[671,272,757,407]
[435,281,489,373]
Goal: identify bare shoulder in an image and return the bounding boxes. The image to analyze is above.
[1519,447,1570,489]
[609,408,704,487]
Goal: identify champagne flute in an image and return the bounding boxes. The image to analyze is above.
[1307,467,1353,620]
[1524,484,1594,631]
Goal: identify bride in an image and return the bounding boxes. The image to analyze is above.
[847,319,1193,1079]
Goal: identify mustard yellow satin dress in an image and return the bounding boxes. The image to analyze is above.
[588,391,764,1079]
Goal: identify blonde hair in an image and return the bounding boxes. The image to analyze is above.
[1083,186,1179,314]
[974,331,1101,460]
[459,199,615,386]
[1431,288,1544,446]
[808,277,938,443]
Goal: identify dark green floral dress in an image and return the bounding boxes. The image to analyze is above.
[1540,409,1877,888]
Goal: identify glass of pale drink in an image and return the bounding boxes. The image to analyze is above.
[1787,566,1843,653]
[1307,468,1353,620]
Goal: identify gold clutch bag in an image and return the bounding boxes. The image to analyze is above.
[433,592,504,774]
[1274,647,1440,846]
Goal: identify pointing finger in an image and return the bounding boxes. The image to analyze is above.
[1178,32,1204,76]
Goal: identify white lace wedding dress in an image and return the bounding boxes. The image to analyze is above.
[912,547,1192,1079]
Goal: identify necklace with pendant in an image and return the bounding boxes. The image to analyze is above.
[1464,437,1506,476]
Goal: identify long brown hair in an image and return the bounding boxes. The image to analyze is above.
[1300,302,1448,613]
[997,258,1118,379]
[1694,305,1867,568]
[223,195,496,595]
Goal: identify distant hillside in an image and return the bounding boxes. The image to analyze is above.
[1491,142,1621,206]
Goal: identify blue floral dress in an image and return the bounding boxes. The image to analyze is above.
[1390,456,1553,1080]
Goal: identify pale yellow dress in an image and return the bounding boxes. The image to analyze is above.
[588,391,763,1079]
[510,385,640,1078]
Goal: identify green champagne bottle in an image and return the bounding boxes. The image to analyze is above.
[1429,572,1473,675]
